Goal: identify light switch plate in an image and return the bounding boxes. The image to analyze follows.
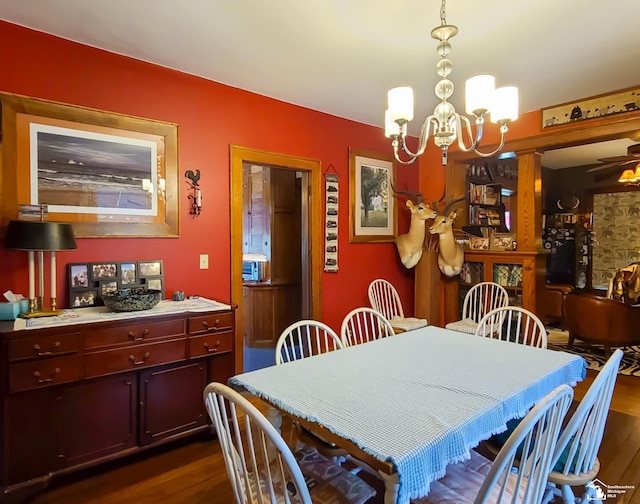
[199,254,209,269]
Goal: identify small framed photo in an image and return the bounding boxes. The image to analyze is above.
[146,278,163,292]
[120,262,137,285]
[138,260,163,278]
[71,290,98,307]
[69,264,89,288]
[91,263,117,280]
[491,232,516,251]
[101,281,118,295]
[468,236,490,251]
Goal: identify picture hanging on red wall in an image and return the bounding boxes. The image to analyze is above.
[0,92,179,238]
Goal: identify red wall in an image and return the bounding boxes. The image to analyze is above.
[0,21,421,333]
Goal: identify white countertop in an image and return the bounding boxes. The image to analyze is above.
[12,297,231,331]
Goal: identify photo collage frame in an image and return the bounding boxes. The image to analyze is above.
[68,260,164,308]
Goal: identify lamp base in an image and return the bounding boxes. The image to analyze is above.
[21,309,63,319]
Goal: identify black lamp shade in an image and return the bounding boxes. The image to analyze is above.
[3,220,77,251]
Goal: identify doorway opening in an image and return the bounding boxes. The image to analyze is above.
[230,146,323,374]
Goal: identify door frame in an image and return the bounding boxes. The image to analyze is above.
[230,145,323,373]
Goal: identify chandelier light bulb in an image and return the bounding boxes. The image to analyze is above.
[465,75,495,116]
[387,86,414,123]
[491,86,519,123]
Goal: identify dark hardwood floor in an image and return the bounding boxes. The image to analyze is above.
[28,372,640,504]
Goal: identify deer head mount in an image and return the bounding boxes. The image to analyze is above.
[429,196,466,277]
[391,183,439,269]
[395,199,438,269]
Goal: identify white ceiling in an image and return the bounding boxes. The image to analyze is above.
[1,0,640,167]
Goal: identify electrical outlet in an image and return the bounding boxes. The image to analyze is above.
[199,254,209,269]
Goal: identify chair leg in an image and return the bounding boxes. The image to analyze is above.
[560,484,577,504]
[567,333,574,349]
[604,344,611,359]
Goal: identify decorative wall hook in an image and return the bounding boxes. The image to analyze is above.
[185,169,202,217]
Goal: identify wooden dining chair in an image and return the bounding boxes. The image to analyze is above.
[474,306,548,348]
[542,349,624,504]
[340,307,395,347]
[203,382,376,504]
[412,384,574,504]
[446,281,509,334]
[275,320,343,365]
[368,278,428,331]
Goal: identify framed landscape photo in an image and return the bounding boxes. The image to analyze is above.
[349,148,396,243]
[0,92,179,238]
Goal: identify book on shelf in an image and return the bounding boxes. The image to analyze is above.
[469,182,501,205]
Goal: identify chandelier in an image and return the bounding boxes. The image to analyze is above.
[618,165,640,186]
[385,0,519,165]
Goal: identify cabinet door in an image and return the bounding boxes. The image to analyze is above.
[243,166,270,256]
[53,373,137,469]
[139,360,208,446]
[5,388,53,485]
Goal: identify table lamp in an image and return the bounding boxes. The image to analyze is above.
[4,220,77,317]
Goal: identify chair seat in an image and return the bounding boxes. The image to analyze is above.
[294,447,377,504]
[444,318,478,334]
[411,450,521,504]
[390,315,428,332]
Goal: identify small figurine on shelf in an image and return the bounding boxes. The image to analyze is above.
[185,169,202,217]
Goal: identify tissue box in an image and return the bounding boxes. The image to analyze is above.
[0,302,21,321]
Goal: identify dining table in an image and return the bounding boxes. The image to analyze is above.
[230,325,586,504]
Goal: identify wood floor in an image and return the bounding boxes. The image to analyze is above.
[28,371,640,504]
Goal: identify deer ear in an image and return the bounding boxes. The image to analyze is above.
[406,200,414,209]
[448,211,457,219]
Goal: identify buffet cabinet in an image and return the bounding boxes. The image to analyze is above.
[0,305,235,502]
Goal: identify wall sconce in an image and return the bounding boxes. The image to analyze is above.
[185,169,202,217]
[3,219,77,317]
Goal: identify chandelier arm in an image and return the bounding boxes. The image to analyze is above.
[472,131,508,158]
[394,116,437,164]
[455,114,483,152]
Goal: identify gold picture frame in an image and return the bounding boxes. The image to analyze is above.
[348,148,396,243]
[0,92,179,238]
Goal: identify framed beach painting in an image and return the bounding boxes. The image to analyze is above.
[348,148,397,243]
[0,92,179,237]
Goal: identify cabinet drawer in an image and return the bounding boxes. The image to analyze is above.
[84,319,186,349]
[188,312,233,335]
[84,339,187,378]
[189,331,233,358]
[9,332,81,362]
[9,355,82,393]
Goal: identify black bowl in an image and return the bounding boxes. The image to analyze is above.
[102,288,162,312]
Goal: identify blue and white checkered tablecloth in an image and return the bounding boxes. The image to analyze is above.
[231,326,586,504]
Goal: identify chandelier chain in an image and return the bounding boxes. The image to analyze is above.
[440,0,447,26]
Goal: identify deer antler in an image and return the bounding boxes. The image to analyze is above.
[389,181,424,203]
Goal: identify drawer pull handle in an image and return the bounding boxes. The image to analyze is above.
[128,330,147,341]
[129,352,151,365]
[33,368,60,383]
[203,341,221,353]
[202,319,220,331]
[33,342,61,356]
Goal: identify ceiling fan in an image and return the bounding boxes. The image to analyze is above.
[586,143,640,174]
